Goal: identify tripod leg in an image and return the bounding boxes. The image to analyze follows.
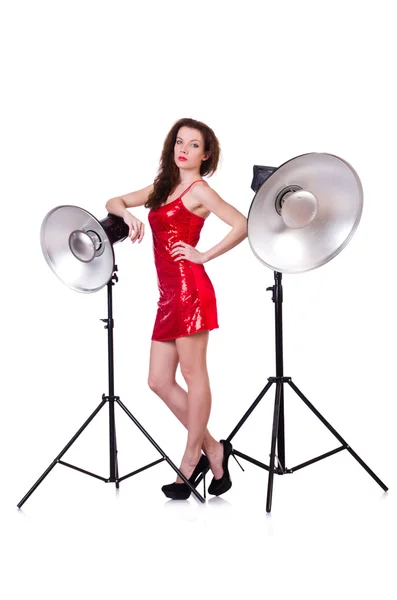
[17,397,108,509]
[266,381,283,513]
[288,381,388,492]
[228,380,274,441]
[277,385,286,471]
[115,397,205,503]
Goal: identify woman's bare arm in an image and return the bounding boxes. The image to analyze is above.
[191,183,247,263]
[105,184,153,243]
[105,184,154,218]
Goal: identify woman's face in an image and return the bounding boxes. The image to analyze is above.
[174,126,208,173]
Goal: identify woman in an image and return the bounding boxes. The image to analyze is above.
[105,117,247,499]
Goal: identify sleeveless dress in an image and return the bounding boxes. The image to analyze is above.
[148,180,219,342]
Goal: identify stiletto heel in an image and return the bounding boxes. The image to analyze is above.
[208,439,233,496]
[232,452,245,471]
[162,454,209,500]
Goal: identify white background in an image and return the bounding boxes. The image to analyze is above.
[1,0,396,598]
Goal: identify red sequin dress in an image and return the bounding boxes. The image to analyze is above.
[148,180,219,342]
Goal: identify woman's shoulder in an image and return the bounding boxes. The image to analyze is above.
[191,179,212,194]
[191,179,218,200]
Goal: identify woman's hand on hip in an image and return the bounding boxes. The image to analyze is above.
[171,242,205,264]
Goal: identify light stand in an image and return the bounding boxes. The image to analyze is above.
[227,271,388,513]
[18,266,205,508]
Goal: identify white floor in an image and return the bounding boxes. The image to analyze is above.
[4,435,395,600]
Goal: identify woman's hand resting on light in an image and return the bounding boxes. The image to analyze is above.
[123,209,145,243]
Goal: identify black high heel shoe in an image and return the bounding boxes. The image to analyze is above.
[208,439,233,496]
[162,454,209,500]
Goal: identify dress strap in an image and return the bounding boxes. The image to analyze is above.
[180,179,205,198]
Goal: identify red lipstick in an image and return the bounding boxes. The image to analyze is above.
[178,157,187,162]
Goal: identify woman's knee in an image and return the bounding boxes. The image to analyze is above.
[148,340,178,395]
[180,363,208,385]
[148,373,174,396]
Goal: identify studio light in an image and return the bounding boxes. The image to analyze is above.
[226,153,387,513]
[40,206,129,292]
[18,206,205,508]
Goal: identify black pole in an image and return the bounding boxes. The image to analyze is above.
[274,272,284,377]
[273,272,286,470]
[266,381,283,512]
[265,272,286,512]
[102,271,118,483]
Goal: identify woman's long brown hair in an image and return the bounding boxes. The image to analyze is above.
[145,117,220,210]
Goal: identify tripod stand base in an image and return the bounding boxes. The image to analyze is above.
[17,394,205,508]
[228,376,388,513]
[17,269,206,509]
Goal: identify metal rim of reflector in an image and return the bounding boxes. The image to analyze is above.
[247,152,363,274]
[40,205,115,293]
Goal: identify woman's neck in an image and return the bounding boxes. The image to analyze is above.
[178,171,202,184]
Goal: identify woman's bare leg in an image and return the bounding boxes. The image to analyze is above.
[174,331,223,482]
[148,335,224,481]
